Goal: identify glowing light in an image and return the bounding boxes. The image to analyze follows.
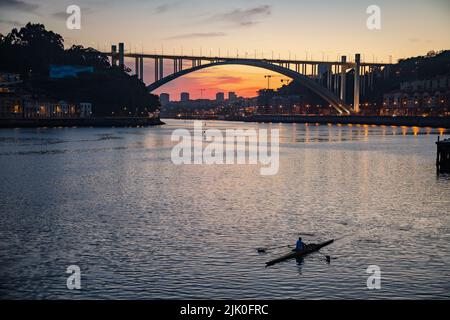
[401,126,408,136]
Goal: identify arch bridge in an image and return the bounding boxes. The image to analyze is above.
[106,43,391,114]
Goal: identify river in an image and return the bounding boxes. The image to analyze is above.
[0,119,449,299]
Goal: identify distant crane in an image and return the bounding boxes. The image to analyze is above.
[199,89,206,98]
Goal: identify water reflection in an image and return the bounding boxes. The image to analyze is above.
[279,122,447,145]
[0,120,449,299]
[295,257,305,275]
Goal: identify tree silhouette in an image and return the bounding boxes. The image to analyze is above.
[0,23,64,76]
[0,23,160,115]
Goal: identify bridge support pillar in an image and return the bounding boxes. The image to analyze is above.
[327,64,332,91]
[354,53,361,113]
[155,58,159,81]
[159,58,164,80]
[340,56,347,102]
[118,42,124,70]
[333,65,338,94]
[111,45,117,66]
[173,58,183,73]
[139,57,144,81]
[362,66,366,97]
[135,57,139,76]
[370,66,374,90]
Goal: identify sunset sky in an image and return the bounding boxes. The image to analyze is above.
[1,0,449,100]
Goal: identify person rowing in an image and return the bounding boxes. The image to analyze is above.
[295,237,305,252]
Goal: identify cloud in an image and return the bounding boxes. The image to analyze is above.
[154,3,177,13]
[165,32,227,40]
[0,0,39,12]
[51,7,93,20]
[187,75,244,85]
[51,11,68,20]
[408,38,432,43]
[212,5,271,27]
[0,19,23,26]
[215,76,244,83]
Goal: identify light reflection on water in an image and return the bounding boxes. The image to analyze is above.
[0,119,449,299]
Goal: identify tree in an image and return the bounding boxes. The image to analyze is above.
[0,23,64,76]
[65,45,109,68]
[0,23,161,115]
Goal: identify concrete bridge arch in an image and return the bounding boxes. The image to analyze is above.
[147,59,351,114]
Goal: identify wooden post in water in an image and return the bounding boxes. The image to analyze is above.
[436,136,450,174]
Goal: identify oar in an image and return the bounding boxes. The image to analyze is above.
[315,250,331,262]
[257,244,293,253]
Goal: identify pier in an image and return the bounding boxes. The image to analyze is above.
[436,137,450,174]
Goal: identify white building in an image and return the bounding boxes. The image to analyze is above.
[80,103,92,117]
[23,100,92,118]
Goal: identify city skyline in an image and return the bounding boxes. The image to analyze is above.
[1,0,449,99]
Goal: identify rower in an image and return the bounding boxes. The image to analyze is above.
[295,237,305,252]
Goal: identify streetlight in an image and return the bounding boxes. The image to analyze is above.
[264,75,273,90]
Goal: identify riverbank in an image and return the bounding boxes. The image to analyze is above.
[163,115,450,128]
[0,117,165,128]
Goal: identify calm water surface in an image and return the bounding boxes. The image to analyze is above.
[0,119,449,299]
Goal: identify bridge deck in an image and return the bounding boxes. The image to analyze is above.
[103,52,390,67]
